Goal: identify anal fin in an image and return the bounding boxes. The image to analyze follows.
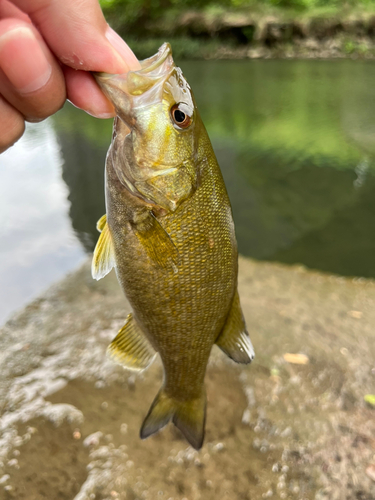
[92,214,115,280]
[107,313,157,371]
[216,290,255,364]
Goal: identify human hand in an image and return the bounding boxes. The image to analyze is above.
[0,0,140,153]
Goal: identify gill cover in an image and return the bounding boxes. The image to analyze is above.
[94,44,201,213]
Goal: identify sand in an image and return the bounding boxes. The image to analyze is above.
[0,256,374,500]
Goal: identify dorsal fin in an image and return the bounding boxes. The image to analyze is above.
[91,215,115,280]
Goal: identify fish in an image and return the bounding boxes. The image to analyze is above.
[92,43,254,450]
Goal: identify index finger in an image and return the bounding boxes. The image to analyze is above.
[11,0,140,73]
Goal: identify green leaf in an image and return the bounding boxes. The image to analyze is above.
[364,394,375,407]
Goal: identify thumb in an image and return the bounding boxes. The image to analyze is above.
[10,0,140,73]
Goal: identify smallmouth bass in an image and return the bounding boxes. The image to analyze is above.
[92,44,254,450]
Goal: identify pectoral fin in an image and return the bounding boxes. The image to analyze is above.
[216,290,255,364]
[92,215,116,280]
[96,214,107,232]
[107,313,157,371]
[134,212,179,270]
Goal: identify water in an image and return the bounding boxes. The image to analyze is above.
[1,58,375,324]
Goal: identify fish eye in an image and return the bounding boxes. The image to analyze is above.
[171,104,192,129]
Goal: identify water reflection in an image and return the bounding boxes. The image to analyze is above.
[54,59,375,277]
[0,121,86,324]
[59,132,107,251]
[2,59,375,323]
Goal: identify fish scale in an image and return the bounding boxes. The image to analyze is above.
[92,43,254,449]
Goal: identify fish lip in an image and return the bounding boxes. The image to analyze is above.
[93,42,173,88]
[93,43,175,122]
[138,42,173,75]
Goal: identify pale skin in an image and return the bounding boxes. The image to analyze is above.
[0,0,141,153]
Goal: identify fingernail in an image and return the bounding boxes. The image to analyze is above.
[0,26,52,94]
[105,26,141,72]
[96,113,115,119]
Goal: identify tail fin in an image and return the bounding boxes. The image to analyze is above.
[140,387,206,450]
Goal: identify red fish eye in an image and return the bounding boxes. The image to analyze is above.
[171,104,191,129]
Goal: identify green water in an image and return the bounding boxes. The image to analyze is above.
[55,58,375,277]
[2,58,375,323]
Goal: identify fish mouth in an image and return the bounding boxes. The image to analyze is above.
[93,43,174,112]
[137,42,174,76]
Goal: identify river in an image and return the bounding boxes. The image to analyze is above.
[1,58,375,324]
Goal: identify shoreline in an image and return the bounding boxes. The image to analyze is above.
[123,34,375,62]
[107,9,375,60]
[1,256,375,498]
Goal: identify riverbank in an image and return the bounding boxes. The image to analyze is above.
[103,4,375,60]
[1,256,374,499]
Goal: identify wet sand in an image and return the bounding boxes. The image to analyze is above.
[0,257,374,500]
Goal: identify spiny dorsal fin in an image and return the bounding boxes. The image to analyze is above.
[107,313,156,371]
[216,290,255,364]
[140,387,206,450]
[134,212,179,271]
[91,215,115,280]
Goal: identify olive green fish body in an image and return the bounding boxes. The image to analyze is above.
[92,44,254,449]
[106,138,237,401]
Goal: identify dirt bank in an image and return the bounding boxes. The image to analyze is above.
[0,257,375,499]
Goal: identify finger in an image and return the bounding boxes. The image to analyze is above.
[63,66,115,118]
[0,0,31,23]
[63,30,141,117]
[0,18,65,121]
[11,0,140,74]
[0,94,24,153]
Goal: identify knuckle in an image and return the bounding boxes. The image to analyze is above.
[25,87,66,121]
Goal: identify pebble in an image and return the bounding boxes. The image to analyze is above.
[73,430,81,440]
[120,423,128,435]
[366,464,375,482]
[242,409,251,424]
[83,431,103,447]
[213,442,225,452]
[283,353,309,365]
[348,310,362,319]
[262,489,273,498]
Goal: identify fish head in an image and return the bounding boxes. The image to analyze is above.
[94,43,203,212]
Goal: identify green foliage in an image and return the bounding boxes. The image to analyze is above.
[344,38,371,55]
[364,394,375,407]
[99,0,375,39]
[99,0,375,14]
[127,36,225,60]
